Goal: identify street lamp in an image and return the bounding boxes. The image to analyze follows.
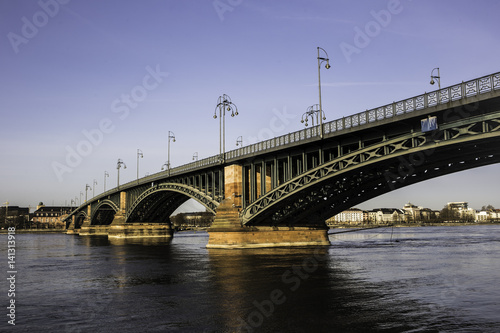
[104,171,109,192]
[317,47,331,139]
[80,192,83,205]
[193,152,198,161]
[117,159,126,188]
[167,131,176,176]
[213,94,239,163]
[137,149,143,181]
[85,184,92,202]
[92,179,97,197]
[430,67,441,90]
[236,136,243,147]
[301,104,325,127]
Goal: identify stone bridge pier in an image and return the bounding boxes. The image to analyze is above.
[206,164,330,249]
[107,192,174,238]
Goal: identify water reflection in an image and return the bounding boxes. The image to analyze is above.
[14,228,500,332]
[108,237,173,246]
[207,247,337,331]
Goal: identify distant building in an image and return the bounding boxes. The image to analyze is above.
[170,211,214,229]
[447,202,475,220]
[476,209,500,222]
[403,202,421,222]
[0,205,30,227]
[402,202,438,222]
[326,208,366,226]
[370,208,405,224]
[32,202,72,228]
[447,202,468,210]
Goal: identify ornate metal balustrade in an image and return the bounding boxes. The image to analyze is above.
[165,72,500,173]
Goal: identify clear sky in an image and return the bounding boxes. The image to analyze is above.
[1,0,499,212]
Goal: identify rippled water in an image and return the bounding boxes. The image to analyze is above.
[2,225,500,332]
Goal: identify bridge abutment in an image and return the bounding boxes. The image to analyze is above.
[207,165,330,248]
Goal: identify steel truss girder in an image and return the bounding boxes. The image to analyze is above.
[126,182,219,222]
[240,113,500,226]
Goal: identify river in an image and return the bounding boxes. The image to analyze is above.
[2,225,500,332]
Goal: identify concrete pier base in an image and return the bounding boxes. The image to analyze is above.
[107,223,174,238]
[78,225,110,236]
[207,198,330,248]
[207,226,330,249]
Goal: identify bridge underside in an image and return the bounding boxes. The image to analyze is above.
[126,191,190,223]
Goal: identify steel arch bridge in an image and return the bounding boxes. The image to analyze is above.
[64,72,500,239]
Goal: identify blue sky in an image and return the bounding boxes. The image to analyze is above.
[1,0,499,212]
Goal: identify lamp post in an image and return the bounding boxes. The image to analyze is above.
[93,179,97,197]
[301,104,325,127]
[104,171,109,192]
[430,67,441,90]
[236,136,243,147]
[75,196,78,207]
[85,184,92,202]
[137,149,143,181]
[80,192,83,205]
[317,47,331,139]
[117,159,126,188]
[167,131,176,176]
[213,94,238,163]
[193,152,198,161]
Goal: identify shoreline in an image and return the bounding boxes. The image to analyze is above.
[329,222,499,229]
[0,229,66,234]
[1,222,498,234]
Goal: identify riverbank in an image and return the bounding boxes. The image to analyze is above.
[329,221,499,229]
[0,228,66,234]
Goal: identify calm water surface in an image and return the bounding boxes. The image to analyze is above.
[2,225,500,332]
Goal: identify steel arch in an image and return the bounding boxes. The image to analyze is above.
[90,200,120,225]
[126,182,219,222]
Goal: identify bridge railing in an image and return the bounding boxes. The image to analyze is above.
[222,72,500,161]
[94,72,500,192]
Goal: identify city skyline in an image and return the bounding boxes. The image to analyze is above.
[1,0,499,211]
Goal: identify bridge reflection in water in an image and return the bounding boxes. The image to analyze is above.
[65,72,500,248]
